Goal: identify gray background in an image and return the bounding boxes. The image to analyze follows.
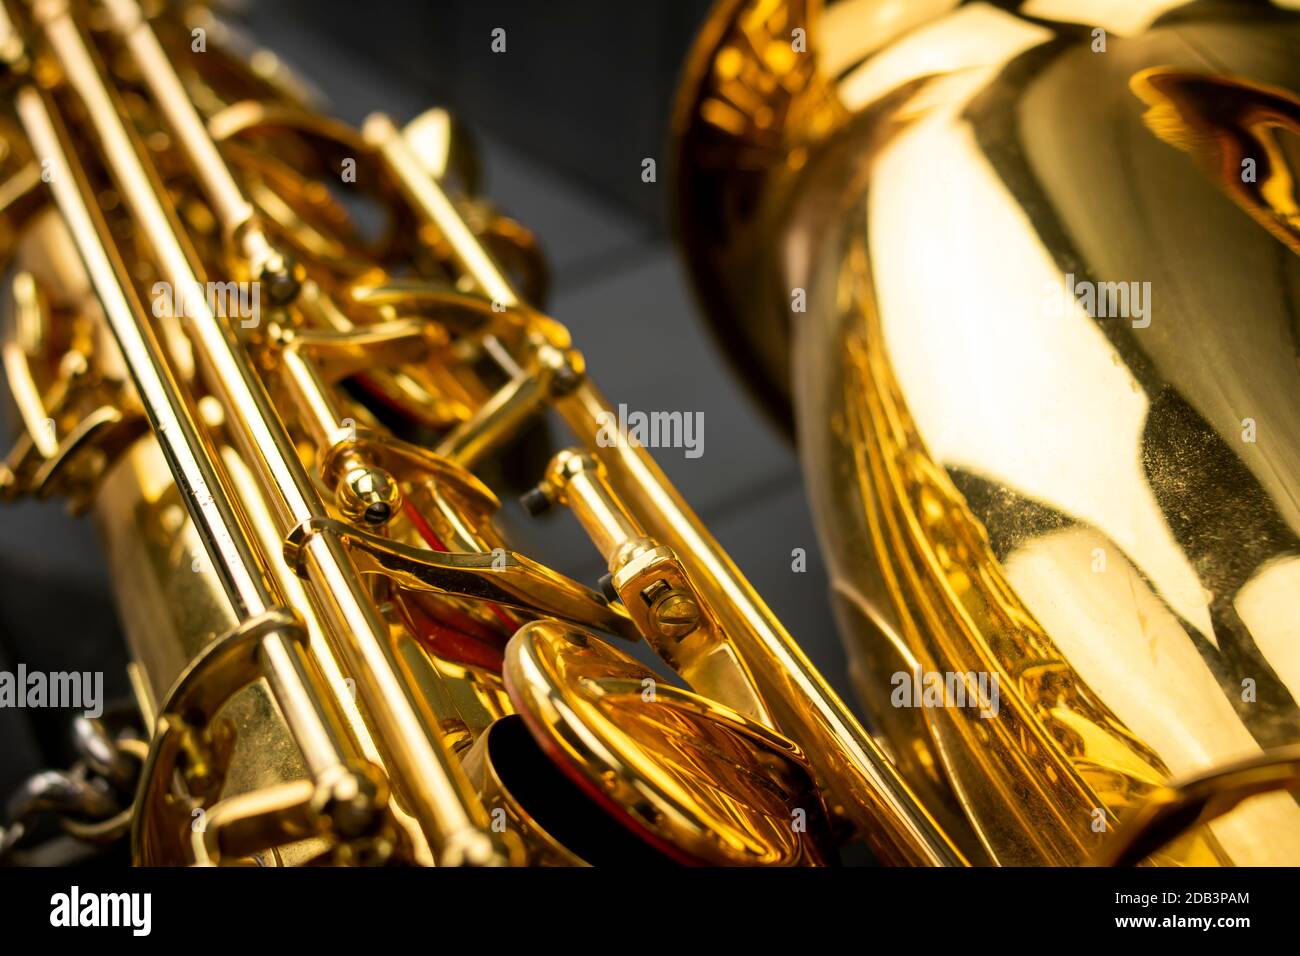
[0,1,851,816]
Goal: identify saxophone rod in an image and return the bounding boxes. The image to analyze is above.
[102,0,396,478]
[102,0,278,274]
[7,69,365,801]
[2,0,379,845]
[26,0,506,866]
[365,114,967,867]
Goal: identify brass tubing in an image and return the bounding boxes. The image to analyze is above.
[557,382,965,865]
[364,113,516,308]
[544,450,645,564]
[433,368,545,468]
[219,445,432,864]
[102,0,269,267]
[14,82,257,634]
[10,81,356,789]
[370,94,964,865]
[13,103,260,618]
[3,273,58,457]
[280,346,343,450]
[35,1,501,865]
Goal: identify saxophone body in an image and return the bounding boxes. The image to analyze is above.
[2,0,1297,868]
[674,0,1300,865]
[0,0,964,867]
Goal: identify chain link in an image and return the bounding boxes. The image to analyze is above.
[0,712,146,864]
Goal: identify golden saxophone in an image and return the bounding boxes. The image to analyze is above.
[0,0,953,867]
[674,0,1300,865]
[0,0,1297,868]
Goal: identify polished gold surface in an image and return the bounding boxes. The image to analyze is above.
[0,0,965,867]
[674,0,1300,864]
[12,0,1291,869]
[504,620,830,866]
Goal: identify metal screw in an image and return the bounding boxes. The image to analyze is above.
[649,588,701,640]
[519,485,552,517]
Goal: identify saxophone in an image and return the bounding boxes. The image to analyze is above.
[1,0,1297,867]
[0,0,958,867]
[674,0,1300,865]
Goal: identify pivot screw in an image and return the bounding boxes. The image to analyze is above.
[259,254,302,307]
[337,465,401,526]
[645,583,700,640]
[519,485,552,517]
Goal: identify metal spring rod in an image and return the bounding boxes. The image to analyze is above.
[29,0,503,865]
[9,80,357,796]
[367,109,965,866]
[103,0,273,269]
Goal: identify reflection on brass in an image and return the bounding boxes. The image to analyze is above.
[0,0,949,867]
[504,620,832,866]
[1132,68,1300,254]
[674,0,1300,864]
[5,0,1293,868]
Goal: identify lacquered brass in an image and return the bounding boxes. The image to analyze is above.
[674,0,1300,865]
[1,0,966,867]
[11,0,1284,869]
[502,619,832,866]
